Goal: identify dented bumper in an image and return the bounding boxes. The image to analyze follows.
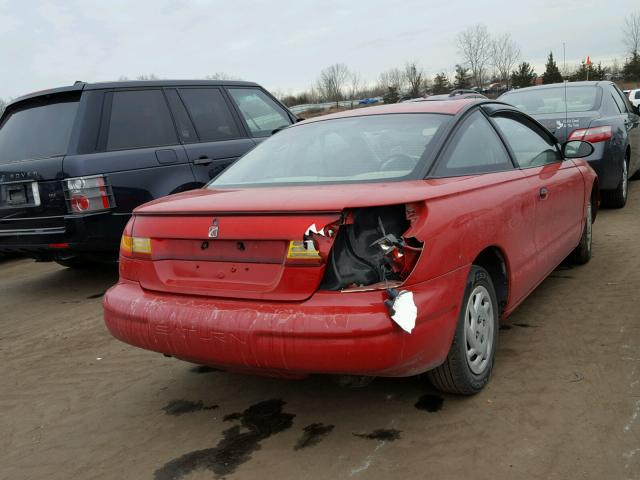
[103,267,468,377]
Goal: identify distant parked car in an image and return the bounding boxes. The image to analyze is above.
[0,80,296,267]
[359,97,380,105]
[628,89,640,110]
[500,81,640,208]
[104,99,597,395]
[403,91,487,103]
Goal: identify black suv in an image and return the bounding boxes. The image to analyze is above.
[0,80,296,266]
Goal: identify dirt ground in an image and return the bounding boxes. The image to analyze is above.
[1,185,639,480]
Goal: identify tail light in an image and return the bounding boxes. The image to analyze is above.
[285,240,322,265]
[568,126,612,144]
[64,175,115,214]
[120,232,152,259]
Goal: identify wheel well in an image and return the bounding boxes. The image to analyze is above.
[473,247,509,316]
[170,182,204,195]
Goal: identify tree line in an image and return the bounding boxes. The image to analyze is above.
[279,13,640,106]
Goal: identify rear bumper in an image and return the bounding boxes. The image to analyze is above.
[0,212,129,256]
[103,267,468,378]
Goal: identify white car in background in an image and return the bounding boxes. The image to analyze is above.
[628,89,640,109]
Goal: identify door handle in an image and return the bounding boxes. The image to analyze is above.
[539,187,549,199]
[193,156,212,166]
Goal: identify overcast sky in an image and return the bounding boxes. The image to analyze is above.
[0,0,636,100]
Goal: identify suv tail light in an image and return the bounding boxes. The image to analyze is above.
[568,125,612,143]
[63,175,115,214]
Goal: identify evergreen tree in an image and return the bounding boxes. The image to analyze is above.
[571,61,607,81]
[542,52,563,84]
[510,62,536,88]
[453,64,471,89]
[623,52,640,81]
[432,73,451,94]
[383,86,400,104]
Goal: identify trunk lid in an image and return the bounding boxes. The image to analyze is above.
[531,111,600,143]
[133,213,342,301]
[131,180,439,301]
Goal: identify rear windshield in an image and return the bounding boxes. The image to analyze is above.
[209,113,451,187]
[501,86,600,114]
[0,94,80,163]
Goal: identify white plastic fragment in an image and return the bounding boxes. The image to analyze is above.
[390,290,417,333]
[304,223,325,237]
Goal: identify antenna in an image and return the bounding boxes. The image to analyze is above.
[563,42,568,143]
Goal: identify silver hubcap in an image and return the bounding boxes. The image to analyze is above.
[586,203,592,252]
[622,160,628,199]
[464,285,495,375]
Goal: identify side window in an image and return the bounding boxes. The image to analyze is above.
[227,88,291,137]
[635,91,640,100]
[107,90,177,150]
[178,88,241,142]
[434,111,512,176]
[610,87,626,113]
[493,116,561,168]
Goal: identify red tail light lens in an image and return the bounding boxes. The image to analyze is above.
[64,175,115,214]
[568,125,612,143]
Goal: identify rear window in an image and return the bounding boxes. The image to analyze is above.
[0,94,79,163]
[210,113,450,187]
[501,86,600,114]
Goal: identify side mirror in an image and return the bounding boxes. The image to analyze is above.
[563,140,594,159]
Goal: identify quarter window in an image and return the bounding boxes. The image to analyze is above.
[434,111,512,176]
[178,88,241,141]
[106,90,177,150]
[228,88,291,136]
[610,87,627,113]
[493,116,561,168]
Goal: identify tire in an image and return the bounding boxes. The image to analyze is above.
[570,200,593,265]
[601,158,628,208]
[427,265,498,395]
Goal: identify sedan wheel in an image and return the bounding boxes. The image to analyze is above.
[602,159,628,208]
[427,265,498,395]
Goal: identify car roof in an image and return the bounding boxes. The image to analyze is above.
[300,98,482,124]
[502,80,609,95]
[7,79,259,107]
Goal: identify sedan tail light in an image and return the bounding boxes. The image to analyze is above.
[63,175,115,214]
[568,125,612,143]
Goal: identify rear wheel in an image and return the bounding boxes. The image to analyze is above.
[601,158,628,208]
[427,266,498,395]
[570,200,593,264]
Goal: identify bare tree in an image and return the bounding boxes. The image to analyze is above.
[457,24,492,88]
[378,68,406,93]
[623,12,640,55]
[348,70,362,100]
[404,61,424,97]
[317,63,350,104]
[491,33,520,88]
[136,74,160,80]
[206,72,240,80]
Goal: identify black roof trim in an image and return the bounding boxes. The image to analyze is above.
[7,79,259,109]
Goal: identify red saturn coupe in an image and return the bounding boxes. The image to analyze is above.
[104,99,597,394]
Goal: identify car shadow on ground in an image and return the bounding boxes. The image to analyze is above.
[4,258,119,300]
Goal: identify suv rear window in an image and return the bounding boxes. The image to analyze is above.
[0,94,79,163]
[107,90,178,150]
